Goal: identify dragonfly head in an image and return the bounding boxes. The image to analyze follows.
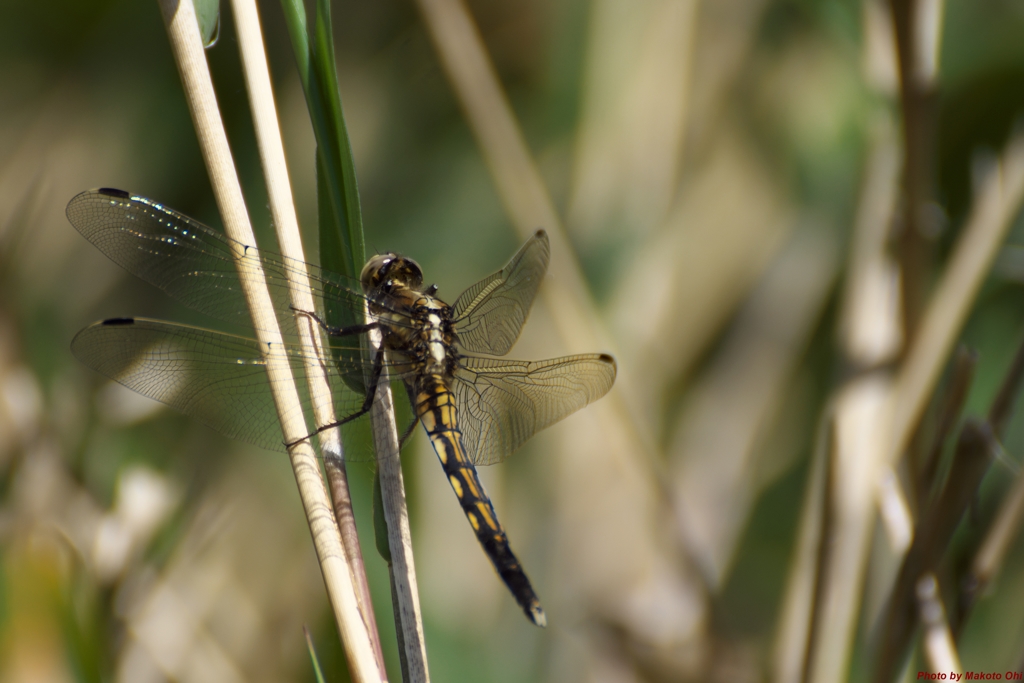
[360,252,425,294]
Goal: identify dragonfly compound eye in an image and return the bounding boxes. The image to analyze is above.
[360,253,424,292]
[364,253,423,290]
[360,253,396,293]
[393,257,423,290]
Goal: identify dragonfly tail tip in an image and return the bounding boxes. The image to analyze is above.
[529,603,547,628]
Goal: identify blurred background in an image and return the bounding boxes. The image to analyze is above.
[3,0,1024,681]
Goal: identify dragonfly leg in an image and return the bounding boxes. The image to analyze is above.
[398,416,420,449]
[289,306,379,337]
[399,391,443,449]
[283,345,386,448]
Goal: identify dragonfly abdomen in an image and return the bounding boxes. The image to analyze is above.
[415,380,547,627]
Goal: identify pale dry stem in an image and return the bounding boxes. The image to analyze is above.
[969,474,1024,604]
[228,0,388,672]
[772,405,833,683]
[777,115,902,683]
[366,324,430,683]
[157,1,382,680]
[810,375,893,683]
[887,131,1024,472]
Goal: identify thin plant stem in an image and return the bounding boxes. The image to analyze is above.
[955,329,1024,632]
[772,405,833,683]
[795,116,902,683]
[888,0,944,342]
[886,131,1024,474]
[228,0,386,672]
[367,324,430,683]
[916,346,977,507]
[874,420,994,683]
[988,332,1024,439]
[809,374,892,683]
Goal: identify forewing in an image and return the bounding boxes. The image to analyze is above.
[451,230,550,356]
[66,189,376,337]
[452,353,616,465]
[71,317,389,456]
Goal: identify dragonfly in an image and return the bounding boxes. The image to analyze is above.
[68,188,616,627]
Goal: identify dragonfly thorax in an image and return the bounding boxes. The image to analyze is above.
[373,293,458,380]
[360,252,457,377]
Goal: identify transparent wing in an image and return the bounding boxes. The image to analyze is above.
[71,317,405,457]
[451,230,550,356]
[452,353,616,465]
[66,189,394,336]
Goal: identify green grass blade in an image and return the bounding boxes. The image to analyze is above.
[372,469,392,563]
[194,0,220,47]
[280,0,369,389]
[278,0,364,280]
[312,0,365,277]
[303,626,329,683]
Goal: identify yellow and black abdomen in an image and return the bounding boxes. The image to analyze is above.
[414,375,546,627]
